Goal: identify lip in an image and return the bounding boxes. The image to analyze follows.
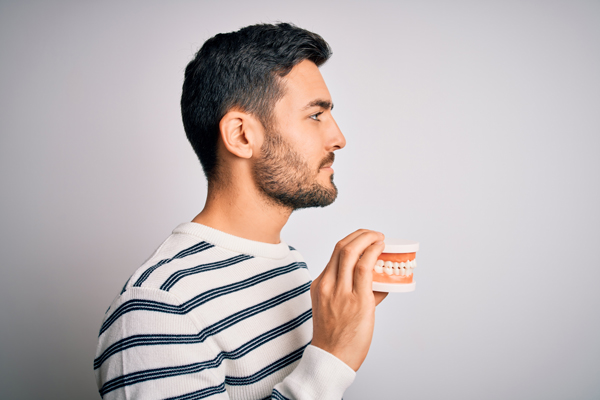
[320,166,334,172]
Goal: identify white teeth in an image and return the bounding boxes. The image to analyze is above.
[374,258,417,276]
[384,261,393,275]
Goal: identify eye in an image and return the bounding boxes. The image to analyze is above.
[310,112,324,121]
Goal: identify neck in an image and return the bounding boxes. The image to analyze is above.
[192,181,292,245]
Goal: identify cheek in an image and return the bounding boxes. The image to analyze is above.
[288,139,317,163]
[282,123,323,165]
[299,139,322,163]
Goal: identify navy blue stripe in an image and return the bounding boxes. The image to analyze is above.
[225,343,309,386]
[178,262,307,318]
[134,241,214,287]
[95,296,310,371]
[161,254,254,291]
[99,261,306,337]
[164,383,226,400]
[120,276,132,295]
[288,245,296,251]
[98,284,311,396]
[201,281,310,341]
[272,389,290,400]
[99,300,180,337]
[100,356,221,396]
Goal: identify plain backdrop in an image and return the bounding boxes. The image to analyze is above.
[1,1,599,399]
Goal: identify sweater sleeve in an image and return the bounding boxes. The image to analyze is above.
[272,345,356,399]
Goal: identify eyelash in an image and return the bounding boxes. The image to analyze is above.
[310,112,324,121]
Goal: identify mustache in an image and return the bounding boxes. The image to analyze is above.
[318,152,335,169]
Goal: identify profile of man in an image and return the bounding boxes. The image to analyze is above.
[95,22,387,400]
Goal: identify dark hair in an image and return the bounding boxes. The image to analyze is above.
[181,22,332,183]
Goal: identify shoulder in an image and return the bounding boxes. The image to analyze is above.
[118,231,236,292]
[116,230,309,301]
[98,233,311,337]
[287,244,305,262]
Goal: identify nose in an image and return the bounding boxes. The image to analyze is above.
[328,115,346,151]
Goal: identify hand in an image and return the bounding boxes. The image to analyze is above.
[310,229,388,371]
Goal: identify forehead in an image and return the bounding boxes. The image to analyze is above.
[276,60,332,113]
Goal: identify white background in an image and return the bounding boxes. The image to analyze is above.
[1,1,599,399]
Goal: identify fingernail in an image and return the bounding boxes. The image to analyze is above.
[374,240,384,244]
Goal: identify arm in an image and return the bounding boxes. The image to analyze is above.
[95,230,384,399]
[270,230,388,400]
[95,288,355,400]
[310,230,387,371]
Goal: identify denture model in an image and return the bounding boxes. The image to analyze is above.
[372,239,419,293]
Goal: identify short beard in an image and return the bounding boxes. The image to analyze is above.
[252,129,338,211]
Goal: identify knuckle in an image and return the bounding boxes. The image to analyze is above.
[355,262,370,274]
[361,261,373,271]
[340,246,356,258]
[312,278,331,294]
[311,278,321,289]
[320,282,334,296]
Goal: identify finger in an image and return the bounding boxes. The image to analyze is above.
[337,231,384,292]
[320,229,373,284]
[353,240,385,296]
[374,291,388,306]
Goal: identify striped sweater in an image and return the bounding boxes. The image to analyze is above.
[95,222,355,399]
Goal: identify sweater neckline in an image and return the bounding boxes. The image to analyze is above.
[173,222,291,260]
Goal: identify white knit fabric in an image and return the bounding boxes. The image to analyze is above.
[95,222,355,399]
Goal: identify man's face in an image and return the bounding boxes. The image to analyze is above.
[252,60,346,210]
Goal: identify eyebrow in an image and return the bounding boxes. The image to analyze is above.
[302,99,334,111]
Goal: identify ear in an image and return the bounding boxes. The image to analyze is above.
[218,110,261,160]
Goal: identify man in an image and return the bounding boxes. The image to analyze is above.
[95,23,387,400]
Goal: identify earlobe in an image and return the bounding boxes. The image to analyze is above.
[219,110,255,159]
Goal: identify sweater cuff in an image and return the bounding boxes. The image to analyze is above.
[285,345,356,399]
